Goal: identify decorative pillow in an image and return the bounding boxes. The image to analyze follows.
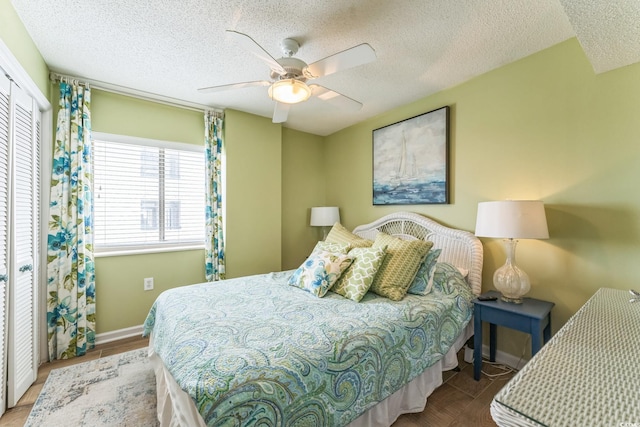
[325,222,373,248]
[431,262,474,300]
[369,232,433,301]
[288,251,353,297]
[332,246,388,302]
[311,240,350,254]
[407,248,442,295]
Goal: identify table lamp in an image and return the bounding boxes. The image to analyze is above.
[310,207,340,240]
[475,200,549,303]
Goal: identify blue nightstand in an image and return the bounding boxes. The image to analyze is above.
[473,290,554,380]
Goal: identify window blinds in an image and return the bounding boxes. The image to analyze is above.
[93,135,205,252]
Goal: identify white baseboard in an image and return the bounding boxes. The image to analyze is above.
[481,344,529,370]
[463,344,529,371]
[95,325,144,345]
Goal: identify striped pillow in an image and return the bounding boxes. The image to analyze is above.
[325,222,373,248]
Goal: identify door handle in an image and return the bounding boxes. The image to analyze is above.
[19,264,33,272]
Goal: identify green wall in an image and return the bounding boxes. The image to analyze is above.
[89,100,291,332]
[281,128,326,269]
[0,0,49,97]
[90,90,206,333]
[323,38,640,358]
[224,109,283,278]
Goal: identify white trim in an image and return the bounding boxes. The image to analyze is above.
[38,108,52,364]
[92,131,204,152]
[95,244,205,257]
[0,36,53,369]
[50,70,220,114]
[482,344,529,370]
[95,324,144,345]
[0,39,50,111]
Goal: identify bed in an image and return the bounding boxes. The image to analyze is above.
[143,211,483,426]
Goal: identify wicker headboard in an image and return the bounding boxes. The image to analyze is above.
[352,211,483,296]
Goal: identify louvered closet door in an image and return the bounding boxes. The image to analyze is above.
[7,81,38,408]
[0,71,11,417]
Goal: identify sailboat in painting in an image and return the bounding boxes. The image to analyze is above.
[391,132,419,188]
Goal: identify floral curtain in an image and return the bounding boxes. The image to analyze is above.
[205,111,225,281]
[46,81,95,360]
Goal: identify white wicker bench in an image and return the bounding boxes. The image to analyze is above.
[490,288,640,426]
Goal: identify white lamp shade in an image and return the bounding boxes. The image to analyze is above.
[310,207,340,227]
[475,200,549,239]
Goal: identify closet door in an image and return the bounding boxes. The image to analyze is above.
[7,81,38,408]
[0,70,11,418]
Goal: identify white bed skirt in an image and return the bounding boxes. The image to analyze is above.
[148,322,473,427]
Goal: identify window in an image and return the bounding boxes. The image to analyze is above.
[93,132,205,254]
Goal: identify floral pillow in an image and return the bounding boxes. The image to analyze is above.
[332,245,387,302]
[288,251,354,297]
[325,222,373,248]
[407,248,442,295]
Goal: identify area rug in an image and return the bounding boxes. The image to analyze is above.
[25,348,158,426]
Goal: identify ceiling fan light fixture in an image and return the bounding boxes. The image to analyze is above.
[268,79,311,104]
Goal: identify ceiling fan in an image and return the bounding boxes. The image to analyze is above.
[198,30,377,123]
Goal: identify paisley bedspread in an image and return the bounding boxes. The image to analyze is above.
[143,270,474,427]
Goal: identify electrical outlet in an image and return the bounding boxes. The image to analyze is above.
[143,277,154,291]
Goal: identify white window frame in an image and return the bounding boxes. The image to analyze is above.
[92,132,205,257]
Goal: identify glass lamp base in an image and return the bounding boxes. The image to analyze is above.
[500,294,524,304]
[493,239,530,304]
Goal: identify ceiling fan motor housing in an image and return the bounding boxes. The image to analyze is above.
[270,57,308,82]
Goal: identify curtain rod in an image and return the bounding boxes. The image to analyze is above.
[49,71,223,115]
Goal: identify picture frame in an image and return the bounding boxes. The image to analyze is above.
[372,106,449,205]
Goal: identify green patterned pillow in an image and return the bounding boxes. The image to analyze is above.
[288,251,354,297]
[370,232,433,301]
[332,245,388,302]
[311,240,350,254]
[407,248,442,295]
[325,222,373,248]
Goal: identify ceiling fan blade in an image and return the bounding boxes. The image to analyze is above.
[197,80,270,93]
[272,102,290,123]
[310,84,362,111]
[227,30,287,76]
[304,43,376,79]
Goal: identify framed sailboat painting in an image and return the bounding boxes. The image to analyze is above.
[372,106,449,205]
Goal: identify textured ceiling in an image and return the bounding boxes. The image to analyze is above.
[10,0,640,136]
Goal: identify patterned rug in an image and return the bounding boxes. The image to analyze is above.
[25,348,158,426]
